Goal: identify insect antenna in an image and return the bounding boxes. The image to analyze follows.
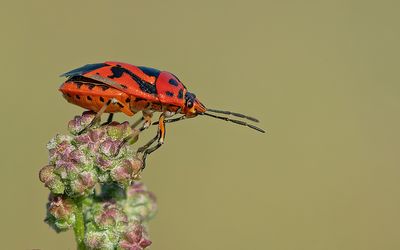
[206,108,259,122]
[202,112,265,133]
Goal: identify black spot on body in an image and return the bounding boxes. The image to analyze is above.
[100,85,109,91]
[87,96,92,101]
[125,98,131,103]
[135,97,146,102]
[66,93,71,97]
[108,66,125,79]
[100,97,104,102]
[75,95,80,99]
[121,85,128,89]
[88,84,95,90]
[138,66,161,79]
[177,89,183,99]
[166,91,174,97]
[117,103,124,108]
[168,78,179,86]
[108,66,157,95]
[172,73,181,82]
[76,82,83,89]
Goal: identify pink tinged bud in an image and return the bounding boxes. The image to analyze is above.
[126,182,157,221]
[48,195,74,219]
[39,165,55,184]
[68,111,96,135]
[69,149,88,165]
[49,140,75,164]
[39,165,65,194]
[75,129,106,152]
[96,155,113,171]
[55,160,79,179]
[94,203,128,229]
[71,171,97,195]
[119,222,152,250]
[111,160,136,185]
[130,158,144,175]
[107,122,132,140]
[85,231,115,249]
[45,195,76,232]
[100,138,122,157]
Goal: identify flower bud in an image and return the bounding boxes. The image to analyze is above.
[68,111,96,135]
[93,202,128,230]
[48,139,75,165]
[70,171,97,196]
[119,222,152,250]
[111,160,136,187]
[107,121,132,140]
[100,138,122,158]
[84,225,116,250]
[125,182,157,222]
[45,194,76,232]
[75,129,106,152]
[39,165,65,194]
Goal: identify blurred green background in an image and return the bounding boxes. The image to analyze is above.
[1,0,400,249]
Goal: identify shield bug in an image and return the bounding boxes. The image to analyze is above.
[59,61,265,166]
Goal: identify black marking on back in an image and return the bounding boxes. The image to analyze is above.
[168,78,179,86]
[61,63,107,77]
[100,97,104,102]
[138,66,161,79]
[75,95,80,99]
[177,89,183,99]
[117,103,124,108]
[100,85,109,91]
[166,91,174,97]
[87,96,92,101]
[108,65,157,95]
[125,98,131,103]
[135,97,146,102]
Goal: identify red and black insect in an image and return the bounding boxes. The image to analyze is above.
[59,61,264,166]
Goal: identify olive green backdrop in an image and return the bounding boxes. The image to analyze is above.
[1,1,400,249]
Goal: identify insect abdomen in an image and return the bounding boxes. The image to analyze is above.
[59,81,134,116]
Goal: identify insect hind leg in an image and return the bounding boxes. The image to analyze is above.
[137,113,166,169]
[78,99,117,134]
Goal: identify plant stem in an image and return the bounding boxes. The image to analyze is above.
[73,197,86,250]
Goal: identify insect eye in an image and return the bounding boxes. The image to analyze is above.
[187,100,193,108]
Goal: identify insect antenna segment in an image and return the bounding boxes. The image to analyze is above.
[206,108,260,123]
[202,111,265,133]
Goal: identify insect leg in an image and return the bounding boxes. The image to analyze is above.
[79,99,116,134]
[139,110,154,131]
[137,134,159,153]
[152,115,186,125]
[101,113,114,126]
[140,113,166,169]
[131,117,144,129]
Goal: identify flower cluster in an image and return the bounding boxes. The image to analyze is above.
[84,183,156,249]
[39,111,142,197]
[40,112,157,249]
